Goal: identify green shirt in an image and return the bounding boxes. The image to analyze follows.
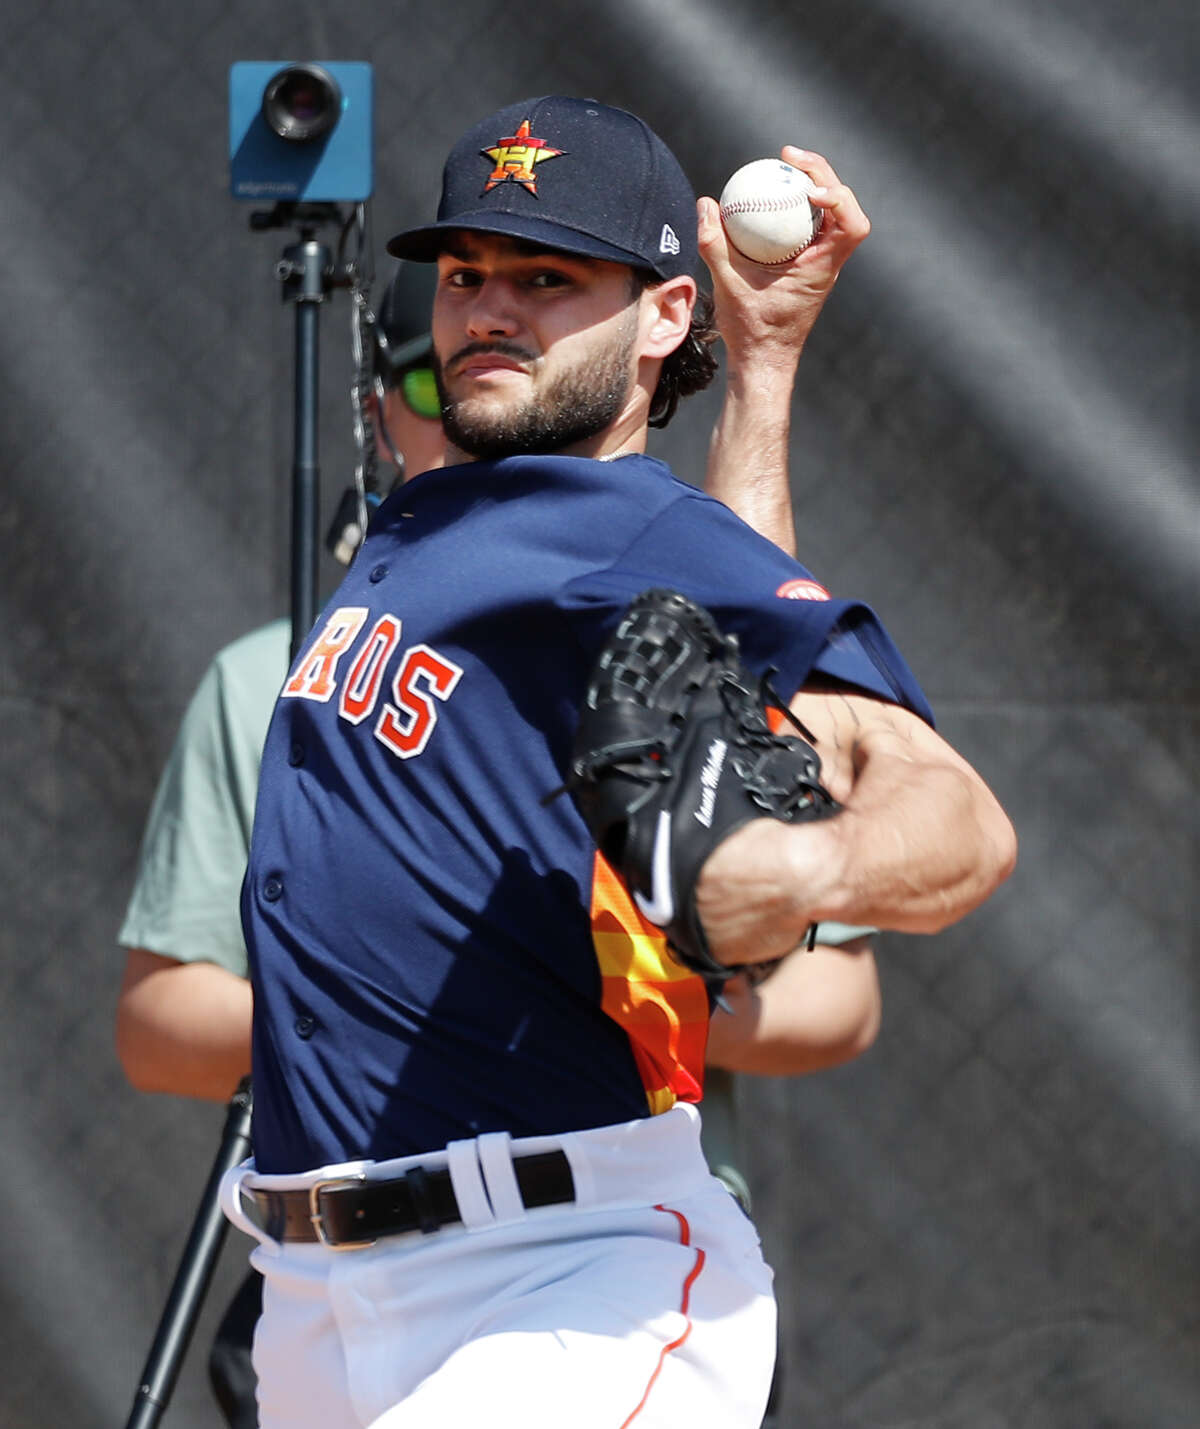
[118,619,290,972]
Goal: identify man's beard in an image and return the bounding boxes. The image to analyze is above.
[435,319,638,460]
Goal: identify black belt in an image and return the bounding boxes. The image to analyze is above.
[241,1149,575,1249]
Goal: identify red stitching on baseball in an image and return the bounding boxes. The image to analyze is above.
[721,196,806,214]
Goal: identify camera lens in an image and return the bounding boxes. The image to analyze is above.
[262,63,342,143]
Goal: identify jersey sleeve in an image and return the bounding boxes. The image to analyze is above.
[557,488,934,723]
[117,621,288,974]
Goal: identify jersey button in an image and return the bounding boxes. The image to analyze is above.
[294,1015,315,1039]
[263,876,283,902]
[288,742,305,767]
[369,564,388,583]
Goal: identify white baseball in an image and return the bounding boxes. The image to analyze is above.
[718,158,821,265]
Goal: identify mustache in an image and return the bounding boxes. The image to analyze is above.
[443,340,538,375]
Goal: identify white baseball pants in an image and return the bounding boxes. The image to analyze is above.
[220,1104,776,1428]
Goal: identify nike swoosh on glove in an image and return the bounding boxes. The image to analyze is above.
[563,588,840,989]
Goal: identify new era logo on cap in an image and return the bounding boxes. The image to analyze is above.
[387,96,698,282]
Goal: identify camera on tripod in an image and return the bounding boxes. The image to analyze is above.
[229,61,372,202]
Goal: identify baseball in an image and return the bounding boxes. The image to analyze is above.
[718,158,821,265]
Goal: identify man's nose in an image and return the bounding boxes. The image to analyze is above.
[464,276,522,339]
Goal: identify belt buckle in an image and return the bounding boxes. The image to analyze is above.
[308,1173,375,1250]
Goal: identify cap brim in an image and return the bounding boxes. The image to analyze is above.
[386,210,663,275]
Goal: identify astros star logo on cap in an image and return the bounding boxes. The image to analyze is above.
[480,119,564,196]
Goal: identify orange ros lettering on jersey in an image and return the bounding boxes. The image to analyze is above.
[282,607,369,702]
[340,615,402,725]
[590,854,708,1114]
[375,644,464,760]
[286,608,461,756]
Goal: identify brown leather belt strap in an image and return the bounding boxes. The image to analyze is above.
[240,1149,575,1248]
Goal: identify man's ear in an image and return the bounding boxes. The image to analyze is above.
[639,275,696,359]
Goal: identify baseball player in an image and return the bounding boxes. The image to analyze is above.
[214,96,1014,1428]
[118,188,875,1428]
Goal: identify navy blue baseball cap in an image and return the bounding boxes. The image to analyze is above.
[386,96,698,281]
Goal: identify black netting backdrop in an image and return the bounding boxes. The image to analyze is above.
[1,1,1195,1425]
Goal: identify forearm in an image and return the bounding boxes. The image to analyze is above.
[115,949,253,1101]
[809,739,1016,933]
[705,360,799,556]
[698,149,870,553]
[695,697,1017,965]
[705,937,880,1075]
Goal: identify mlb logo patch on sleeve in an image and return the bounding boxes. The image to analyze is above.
[776,578,830,601]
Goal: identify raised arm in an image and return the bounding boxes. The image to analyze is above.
[701,147,871,553]
[697,150,886,1071]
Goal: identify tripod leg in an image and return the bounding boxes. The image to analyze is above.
[209,1268,263,1429]
[124,1080,253,1429]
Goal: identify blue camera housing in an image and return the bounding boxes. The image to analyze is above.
[229,61,373,202]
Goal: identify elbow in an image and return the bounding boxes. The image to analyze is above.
[114,1040,147,1094]
[120,1065,160,1095]
[977,798,1018,904]
[923,801,1018,935]
[114,1003,161,1094]
[849,988,882,1058]
[781,947,882,1075]
[774,998,880,1076]
[995,811,1019,888]
[818,977,882,1069]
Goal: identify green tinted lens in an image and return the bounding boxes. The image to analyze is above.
[401,366,441,420]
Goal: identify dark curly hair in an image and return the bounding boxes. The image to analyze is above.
[631,273,720,428]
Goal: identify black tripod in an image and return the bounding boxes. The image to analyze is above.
[123,1082,252,1429]
[122,201,365,1428]
[261,200,363,658]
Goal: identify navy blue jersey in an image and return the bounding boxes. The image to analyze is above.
[243,453,930,1173]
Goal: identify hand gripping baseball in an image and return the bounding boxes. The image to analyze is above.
[698,148,870,374]
[564,590,840,989]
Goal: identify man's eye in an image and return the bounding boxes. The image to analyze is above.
[530,271,571,289]
[446,270,482,288]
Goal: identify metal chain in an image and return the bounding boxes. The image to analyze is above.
[343,203,378,552]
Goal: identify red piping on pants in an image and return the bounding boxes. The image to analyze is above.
[619,1206,705,1426]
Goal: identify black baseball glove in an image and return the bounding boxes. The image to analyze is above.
[564,588,840,986]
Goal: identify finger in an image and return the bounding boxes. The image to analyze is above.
[780,145,838,190]
[696,194,734,273]
[777,147,869,236]
[696,194,722,250]
[697,194,768,286]
[811,183,870,243]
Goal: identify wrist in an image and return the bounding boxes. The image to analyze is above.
[722,347,804,388]
[782,812,854,929]
[713,363,796,449]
